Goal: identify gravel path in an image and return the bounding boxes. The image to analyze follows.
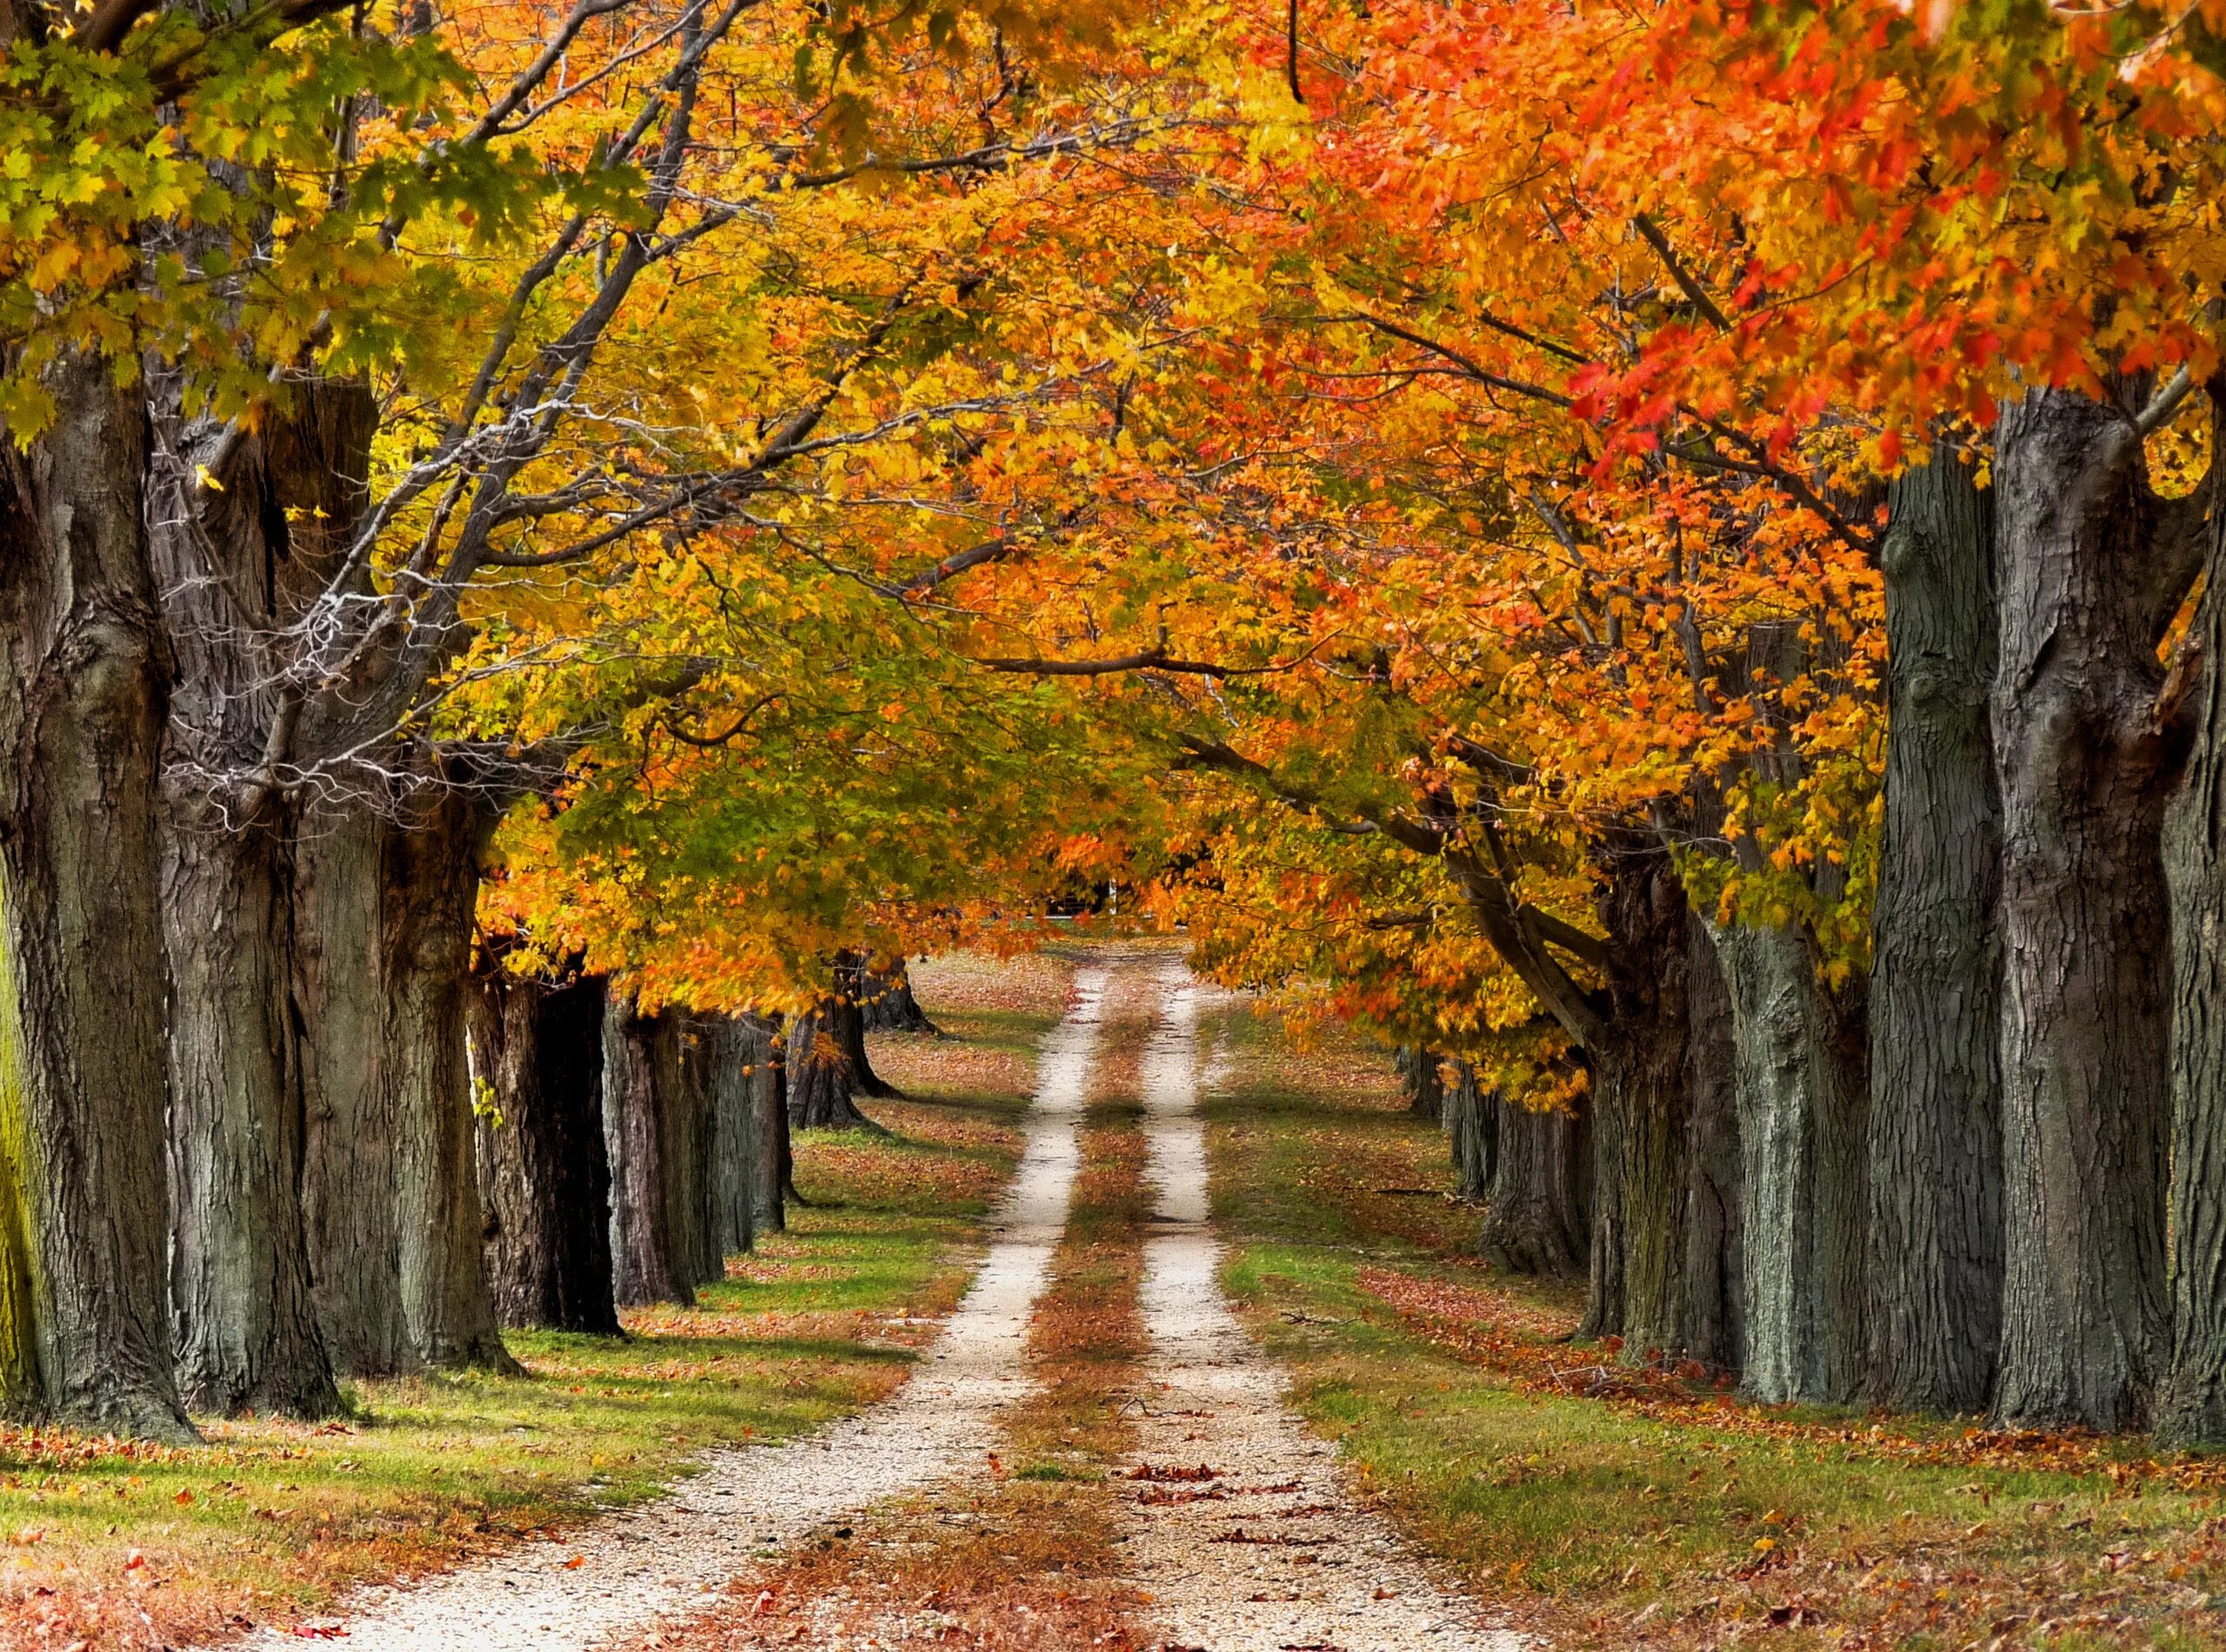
[217,966,1110,1652]
[1123,957,1528,1652]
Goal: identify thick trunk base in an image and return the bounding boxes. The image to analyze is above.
[603,998,707,1308]
[1683,915,1744,1374]
[1443,1062,1496,1202]
[1869,443,2003,1417]
[1713,923,1868,1404]
[0,361,193,1438]
[163,807,340,1420]
[297,798,516,1379]
[1992,387,2173,1432]
[1476,1099,1587,1277]
[470,970,622,1336]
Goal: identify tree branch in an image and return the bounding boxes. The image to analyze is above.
[1632,214,1731,334]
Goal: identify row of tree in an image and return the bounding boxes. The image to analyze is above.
[910,0,2226,1448]
[0,0,1164,1441]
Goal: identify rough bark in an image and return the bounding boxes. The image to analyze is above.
[1869,442,2005,1416]
[1579,845,1695,1358]
[787,995,883,1131]
[1443,1062,1496,1200]
[2159,387,2226,1445]
[469,969,623,1335]
[833,951,900,1100]
[1476,1099,1588,1277]
[603,997,695,1308]
[1682,914,1744,1375]
[1398,1047,1446,1122]
[0,356,194,1438]
[154,377,377,1416]
[1991,386,2177,1432]
[163,804,339,1417]
[752,1016,789,1236]
[1712,922,1869,1403]
[660,1016,723,1290]
[703,1016,766,1261]
[859,963,940,1036]
[295,795,516,1376]
[1578,1076,1626,1343]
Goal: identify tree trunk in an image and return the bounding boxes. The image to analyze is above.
[1579,845,1695,1358]
[859,963,940,1035]
[2158,387,2226,1445]
[703,1016,765,1261]
[0,356,194,1438]
[295,796,515,1376]
[603,996,695,1308]
[383,796,516,1370]
[1613,1041,1692,1365]
[1397,1047,1445,1122]
[1991,386,2176,1432]
[787,996,883,1130]
[1683,914,1744,1375]
[660,1016,722,1290]
[833,951,900,1100]
[470,969,623,1335]
[1578,1076,1625,1342]
[1476,1099,1588,1277]
[753,1016,788,1236]
[1711,922,1869,1403]
[1869,442,2004,1416]
[163,805,341,1417]
[1443,1062,1496,1200]
[154,372,382,1416]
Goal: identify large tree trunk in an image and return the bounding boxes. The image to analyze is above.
[1991,386,2176,1432]
[1682,914,1744,1375]
[155,374,383,1416]
[0,356,194,1438]
[1579,845,1695,1359]
[859,962,940,1035]
[1443,1062,1496,1200]
[1476,1099,1588,1277]
[1868,443,2004,1417]
[661,1017,722,1290]
[1577,1077,1625,1342]
[2158,388,2226,1446]
[163,806,340,1417]
[787,996,884,1131]
[752,1016,789,1236]
[833,950,900,1100]
[1398,1047,1445,1122]
[1612,1040,1692,1364]
[383,795,516,1370]
[1711,922,1869,1403]
[470,969,622,1335]
[703,1016,765,1261]
[603,997,695,1308]
[295,796,515,1376]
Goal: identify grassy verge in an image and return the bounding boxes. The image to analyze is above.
[1203,1000,2226,1650]
[0,951,1072,1652]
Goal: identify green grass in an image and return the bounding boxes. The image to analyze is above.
[0,960,1072,1650]
[1201,1000,2226,1649]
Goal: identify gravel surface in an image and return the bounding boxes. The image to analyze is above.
[211,966,1110,1652]
[1123,957,1529,1652]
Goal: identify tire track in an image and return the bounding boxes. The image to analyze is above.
[1123,956,1528,1652]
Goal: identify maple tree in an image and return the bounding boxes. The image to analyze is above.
[7,0,2226,1459]
[909,0,2226,1442]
